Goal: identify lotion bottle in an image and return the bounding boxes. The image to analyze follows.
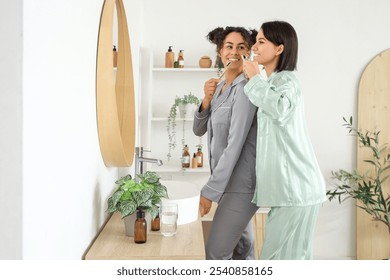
[192,153,198,169]
[165,46,174,68]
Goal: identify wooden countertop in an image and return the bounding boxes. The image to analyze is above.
[85,212,205,260]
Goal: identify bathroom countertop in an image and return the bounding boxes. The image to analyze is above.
[84,212,205,260]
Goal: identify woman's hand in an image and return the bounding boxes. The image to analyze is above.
[201,78,219,110]
[199,195,212,217]
[242,56,260,80]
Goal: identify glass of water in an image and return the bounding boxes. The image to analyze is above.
[160,203,178,237]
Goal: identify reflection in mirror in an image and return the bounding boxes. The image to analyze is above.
[96,0,135,167]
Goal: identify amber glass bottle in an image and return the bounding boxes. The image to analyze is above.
[134,210,147,244]
[182,145,190,168]
[196,147,203,167]
[151,211,160,231]
[178,50,184,68]
[113,45,117,67]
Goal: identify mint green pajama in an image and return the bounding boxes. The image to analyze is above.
[261,204,321,260]
[244,71,327,260]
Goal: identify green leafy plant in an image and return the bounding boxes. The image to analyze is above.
[327,116,390,233]
[167,92,200,161]
[107,171,168,219]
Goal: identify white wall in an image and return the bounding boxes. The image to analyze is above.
[0,0,23,259]
[142,0,390,259]
[0,0,143,259]
[1,0,390,260]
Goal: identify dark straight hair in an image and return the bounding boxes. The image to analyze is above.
[261,21,298,72]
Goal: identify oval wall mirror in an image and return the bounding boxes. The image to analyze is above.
[96,0,135,167]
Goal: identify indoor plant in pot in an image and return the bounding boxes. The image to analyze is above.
[167,92,200,161]
[327,117,390,235]
[106,171,168,236]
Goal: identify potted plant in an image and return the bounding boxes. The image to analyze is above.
[327,117,390,234]
[166,92,200,161]
[107,171,168,236]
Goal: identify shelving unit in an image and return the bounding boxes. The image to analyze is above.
[152,67,217,72]
[140,48,218,173]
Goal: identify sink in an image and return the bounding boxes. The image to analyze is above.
[160,180,201,225]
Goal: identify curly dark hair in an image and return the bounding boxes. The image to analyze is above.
[206,26,258,53]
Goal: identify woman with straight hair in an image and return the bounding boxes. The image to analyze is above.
[242,20,326,260]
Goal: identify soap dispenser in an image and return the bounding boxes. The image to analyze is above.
[191,153,198,169]
[165,46,174,68]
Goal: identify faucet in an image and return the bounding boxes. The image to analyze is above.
[134,147,163,180]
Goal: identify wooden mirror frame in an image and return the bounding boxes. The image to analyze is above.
[96,0,135,167]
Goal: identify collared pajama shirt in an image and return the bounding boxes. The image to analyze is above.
[244,71,326,207]
[193,73,258,202]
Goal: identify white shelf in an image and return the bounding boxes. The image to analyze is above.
[149,164,210,174]
[153,67,218,72]
[151,117,194,122]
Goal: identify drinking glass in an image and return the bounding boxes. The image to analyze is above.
[160,203,178,237]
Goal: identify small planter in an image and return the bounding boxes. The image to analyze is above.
[178,103,196,118]
[123,211,152,237]
[167,93,200,161]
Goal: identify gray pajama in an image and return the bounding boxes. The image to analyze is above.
[206,192,259,259]
[193,73,258,260]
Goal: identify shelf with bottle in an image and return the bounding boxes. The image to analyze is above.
[151,116,194,122]
[148,162,210,174]
[152,67,218,72]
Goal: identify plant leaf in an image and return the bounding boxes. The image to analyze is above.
[119,201,137,218]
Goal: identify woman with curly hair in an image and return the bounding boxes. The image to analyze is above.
[193,26,259,260]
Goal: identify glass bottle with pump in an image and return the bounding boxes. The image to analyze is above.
[178,50,184,68]
[196,147,203,167]
[134,209,147,244]
[191,153,198,169]
[165,46,174,68]
[182,145,190,168]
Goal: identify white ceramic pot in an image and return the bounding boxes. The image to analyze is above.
[178,103,196,118]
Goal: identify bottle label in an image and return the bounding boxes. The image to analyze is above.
[179,60,184,66]
[197,156,202,164]
[183,156,190,164]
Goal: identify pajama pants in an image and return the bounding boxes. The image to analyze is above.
[205,192,259,260]
[260,204,322,260]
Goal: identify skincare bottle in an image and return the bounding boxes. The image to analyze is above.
[178,50,184,68]
[134,209,147,244]
[182,145,190,168]
[191,153,198,169]
[196,147,203,167]
[151,210,160,231]
[113,45,118,68]
[165,46,174,68]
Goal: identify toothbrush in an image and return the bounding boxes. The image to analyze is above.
[218,61,232,79]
